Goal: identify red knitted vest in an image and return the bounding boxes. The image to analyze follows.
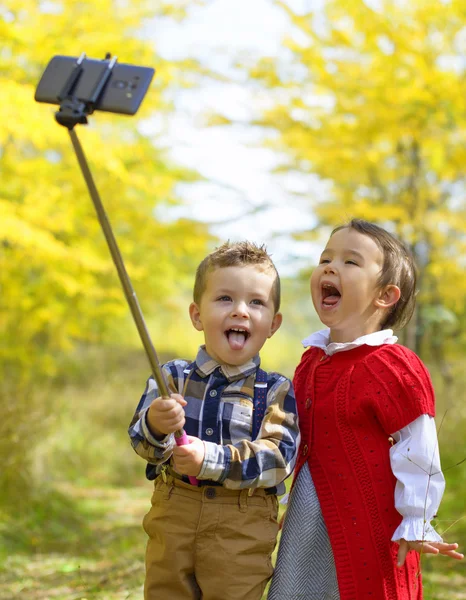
[293,343,435,600]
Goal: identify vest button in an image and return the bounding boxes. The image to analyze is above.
[209,389,218,397]
[205,428,214,436]
[302,444,309,456]
[305,398,312,409]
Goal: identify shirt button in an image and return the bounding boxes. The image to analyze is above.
[305,398,312,409]
[302,444,309,456]
[206,487,216,499]
[205,428,214,436]
[209,390,218,397]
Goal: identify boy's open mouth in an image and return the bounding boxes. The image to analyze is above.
[322,283,341,308]
[225,327,250,350]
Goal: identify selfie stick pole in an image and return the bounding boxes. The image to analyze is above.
[67,129,168,397]
[54,54,197,484]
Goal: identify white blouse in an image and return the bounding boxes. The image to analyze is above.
[301,328,445,542]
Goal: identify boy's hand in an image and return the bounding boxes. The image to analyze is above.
[397,538,464,567]
[172,435,205,477]
[147,393,187,438]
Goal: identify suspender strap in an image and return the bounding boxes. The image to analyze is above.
[147,364,270,481]
[184,363,269,440]
[183,363,269,440]
[252,367,268,440]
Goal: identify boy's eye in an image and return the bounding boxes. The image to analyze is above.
[251,299,264,306]
[345,260,358,266]
[217,295,232,302]
[319,259,330,264]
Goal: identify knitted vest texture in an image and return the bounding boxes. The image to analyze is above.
[293,343,435,600]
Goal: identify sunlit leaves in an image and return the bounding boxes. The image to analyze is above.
[240,0,466,353]
[0,0,212,384]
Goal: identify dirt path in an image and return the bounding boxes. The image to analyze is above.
[0,485,464,600]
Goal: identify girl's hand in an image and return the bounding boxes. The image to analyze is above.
[397,538,464,567]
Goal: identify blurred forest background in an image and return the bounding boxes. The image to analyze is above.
[1,0,465,598]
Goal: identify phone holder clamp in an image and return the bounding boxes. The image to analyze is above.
[55,53,118,130]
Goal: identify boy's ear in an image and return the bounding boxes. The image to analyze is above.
[268,312,283,338]
[189,302,204,331]
[375,284,401,309]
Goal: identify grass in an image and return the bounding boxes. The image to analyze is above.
[0,485,148,600]
[0,353,464,599]
[0,483,464,600]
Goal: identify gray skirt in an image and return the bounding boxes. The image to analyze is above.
[268,462,340,600]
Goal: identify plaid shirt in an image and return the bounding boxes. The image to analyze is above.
[128,346,300,494]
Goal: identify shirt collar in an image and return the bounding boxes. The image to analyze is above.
[193,345,260,381]
[301,328,398,356]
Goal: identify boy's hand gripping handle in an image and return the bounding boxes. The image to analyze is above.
[174,431,199,486]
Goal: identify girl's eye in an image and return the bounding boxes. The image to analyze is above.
[319,258,330,264]
[217,295,232,302]
[345,260,358,266]
[251,299,264,306]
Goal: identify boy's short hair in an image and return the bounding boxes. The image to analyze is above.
[332,219,417,330]
[193,241,281,312]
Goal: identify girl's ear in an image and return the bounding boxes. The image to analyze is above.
[375,284,401,309]
[189,302,204,331]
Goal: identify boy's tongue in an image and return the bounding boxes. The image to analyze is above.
[228,331,247,350]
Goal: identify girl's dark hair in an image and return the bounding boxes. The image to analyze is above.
[332,219,417,330]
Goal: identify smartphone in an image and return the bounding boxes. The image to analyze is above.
[35,55,155,115]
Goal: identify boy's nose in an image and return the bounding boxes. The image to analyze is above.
[231,301,249,318]
[323,263,336,274]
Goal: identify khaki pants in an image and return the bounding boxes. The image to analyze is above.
[143,474,279,600]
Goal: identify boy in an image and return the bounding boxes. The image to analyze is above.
[128,241,300,600]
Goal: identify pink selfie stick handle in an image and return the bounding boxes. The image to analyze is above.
[175,431,199,486]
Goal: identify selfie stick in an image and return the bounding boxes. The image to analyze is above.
[52,53,197,484]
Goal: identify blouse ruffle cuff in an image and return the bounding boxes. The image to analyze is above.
[392,516,443,543]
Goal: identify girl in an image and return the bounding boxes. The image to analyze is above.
[269,219,463,600]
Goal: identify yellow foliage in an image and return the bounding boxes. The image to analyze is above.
[0,0,213,385]
[242,0,466,349]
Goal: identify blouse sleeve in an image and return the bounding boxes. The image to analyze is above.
[390,414,445,542]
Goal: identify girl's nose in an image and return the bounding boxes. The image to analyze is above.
[323,262,336,275]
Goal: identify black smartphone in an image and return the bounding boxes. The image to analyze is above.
[35,55,155,115]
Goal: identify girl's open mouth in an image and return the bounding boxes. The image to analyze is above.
[321,283,341,309]
[225,328,250,350]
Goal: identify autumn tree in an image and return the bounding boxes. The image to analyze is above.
[0,0,212,498]
[228,0,466,370]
